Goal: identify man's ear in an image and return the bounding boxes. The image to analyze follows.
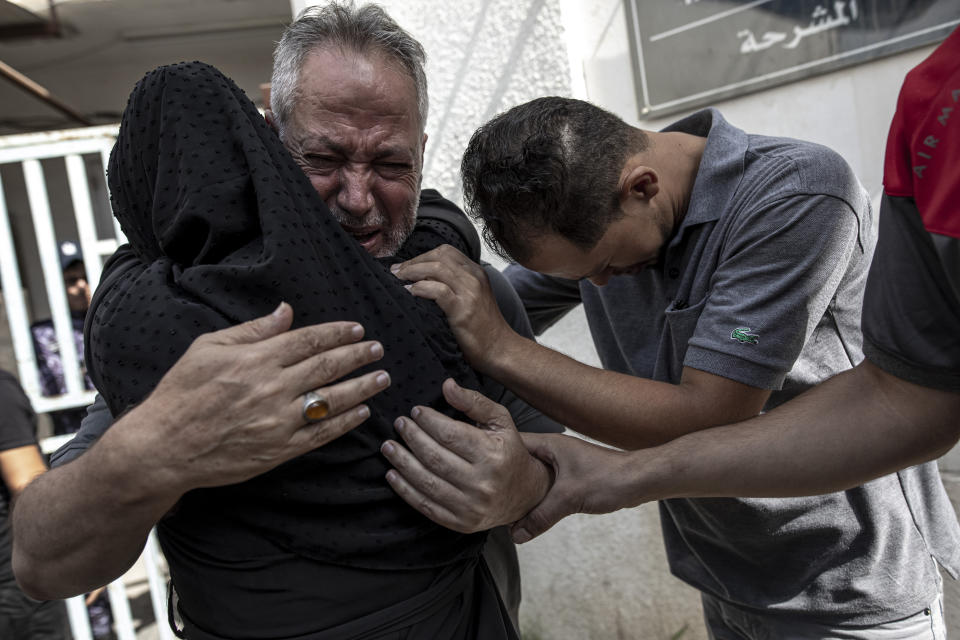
[620,164,659,203]
[264,110,279,135]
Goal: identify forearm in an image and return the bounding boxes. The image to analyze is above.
[487,332,760,449]
[13,307,390,598]
[623,361,960,502]
[13,404,182,598]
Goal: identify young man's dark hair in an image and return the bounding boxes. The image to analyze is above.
[461,96,647,262]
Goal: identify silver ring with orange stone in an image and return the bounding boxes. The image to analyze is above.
[301,390,331,423]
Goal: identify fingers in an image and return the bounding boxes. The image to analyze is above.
[287,368,392,428]
[441,378,513,432]
[392,244,473,271]
[268,321,366,368]
[398,405,489,461]
[394,262,485,301]
[284,368,391,456]
[282,340,385,395]
[510,433,566,542]
[288,403,373,454]
[510,474,569,543]
[381,447,473,532]
[209,302,294,346]
[383,414,473,482]
[404,279,450,305]
[510,501,563,543]
[394,260,479,285]
[391,245,486,289]
[519,432,557,462]
[201,304,369,374]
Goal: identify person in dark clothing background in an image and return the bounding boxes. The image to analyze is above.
[29,240,113,638]
[30,240,95,435]
[0,368,66,639]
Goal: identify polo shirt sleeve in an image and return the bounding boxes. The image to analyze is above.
[862,194,960,391]
[683,193,864,389]
[0,371,38,453]
[504,264,583,336]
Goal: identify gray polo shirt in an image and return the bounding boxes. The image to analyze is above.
[507,108,960,623]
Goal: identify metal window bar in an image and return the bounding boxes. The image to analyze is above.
[2,127,171,639]
[61,527,172,640]
[23,158,85,399]
[0,126,119,413]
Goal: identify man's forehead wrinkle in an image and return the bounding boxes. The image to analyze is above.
[300,47,416,110]
[299,45,423,132]
[299,97,414,130]
[330,42,413,88]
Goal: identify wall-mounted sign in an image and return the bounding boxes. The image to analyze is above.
[625,0,958,118]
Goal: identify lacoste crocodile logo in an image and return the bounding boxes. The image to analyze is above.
[730,327,759,344]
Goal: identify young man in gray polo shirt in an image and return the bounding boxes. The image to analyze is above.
[385,97,958,636]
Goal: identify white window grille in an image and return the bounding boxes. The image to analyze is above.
[1,126,173,639]
[62,530,174,640]
[0,125,120,413]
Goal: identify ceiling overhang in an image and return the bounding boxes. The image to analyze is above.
[0,0,59,39]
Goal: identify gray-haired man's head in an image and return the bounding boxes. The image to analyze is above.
[267,2,429,258]
[271,2,428,140]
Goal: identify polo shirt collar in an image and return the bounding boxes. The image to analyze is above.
[661,108,748,233]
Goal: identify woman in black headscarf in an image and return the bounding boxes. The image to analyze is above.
[90,61,516,640]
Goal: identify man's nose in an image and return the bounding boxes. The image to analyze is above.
[336,166,374,217]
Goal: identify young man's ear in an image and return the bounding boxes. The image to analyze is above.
[620,165,660,203]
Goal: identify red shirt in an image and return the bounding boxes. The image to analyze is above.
[884,26,960,239]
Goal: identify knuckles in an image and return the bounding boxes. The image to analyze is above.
[308,356,338,384]
[418,474,440,496]
[433,426,460,450]
[421,448,447,473]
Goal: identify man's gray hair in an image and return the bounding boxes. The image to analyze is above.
[271,2,428,139]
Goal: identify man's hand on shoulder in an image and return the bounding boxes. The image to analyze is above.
[13,302,392,600]
[391,245,521,373]
[128,302,392,494]
[381,378,551,533]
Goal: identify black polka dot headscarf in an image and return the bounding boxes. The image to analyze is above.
[92,61,484,569]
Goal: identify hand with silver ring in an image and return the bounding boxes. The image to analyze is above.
[125,302,393,492]
[302,390,331,422]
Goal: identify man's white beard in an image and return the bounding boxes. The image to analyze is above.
[328,201,417,258]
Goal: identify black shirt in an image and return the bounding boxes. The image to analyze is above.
[862,194,960,391]
[0,370,40,583]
